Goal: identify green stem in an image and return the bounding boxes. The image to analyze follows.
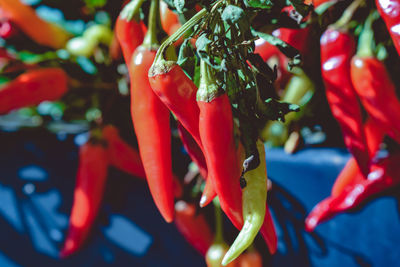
[197,59,222,101]
[120,0,145,21]
[357,11,380,58]
[152,8,207,64]
[143,0,162,48]
[213,198,224,244]
[333,0,363,29]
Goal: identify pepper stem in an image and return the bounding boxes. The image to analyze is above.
[142,0,162,48]
[213,198,224,244]
[333,0,363,29]
[357,11,380,58]
[120,0,145,21]
[197,59,222,102]
[151,8,207,66]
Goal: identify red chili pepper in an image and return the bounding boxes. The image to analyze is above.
[174,200,213,256]
[376,0,400,56]
[305,152,400,232]
[60,140,109,258]
[0,68,68,114]
[254,38,279,62]
[129,0,175,222]
[149,63,203,151]
[115,2,145,66]
[350,13,400,144]
[0,0,70,48]
[102,125,146,179]
[320,27,369,176]
[331,118,385,197]
[197,60,277,254]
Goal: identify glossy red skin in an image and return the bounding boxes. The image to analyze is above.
[60,142,109,258]
[130,46,175,223]
[331,118,385,197]
[0,20,18,39]
[305,152,400,232]
[115,14,145,67]
[0,68,68,114]
[102,125,146,179]
[150,64,203,149]
[320,28,369,176]
[376,0,400,55]
[351,56,400,144]
[174,200,213,256]
[198,94,277,254]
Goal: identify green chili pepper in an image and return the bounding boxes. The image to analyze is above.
[222,139,267,265]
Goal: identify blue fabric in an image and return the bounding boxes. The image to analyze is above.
[0,131,399,266]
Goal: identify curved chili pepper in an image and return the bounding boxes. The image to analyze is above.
[60,140,109,258]
[222,140,267,265]
[320,27,369,176]
[0,68,68,114]
[331,118,385,197]
[237,249,263,267]
[130,0,175,223]
[305,152,400,232]
[174,200,213,256]
[197,60,277,254]
[0,0,70,49]
[376,0,400,56]
[350,13,400,144]
[115,0,146,65]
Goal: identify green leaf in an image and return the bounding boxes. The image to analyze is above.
[221,5,245,24]
[177,39,197,78]
[252,30,301,69]
[174,0,185,13]
[244,0,273,9]
[260,98,300,122]
[287,0,312,17]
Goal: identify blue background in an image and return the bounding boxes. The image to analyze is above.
[0,130,399,267]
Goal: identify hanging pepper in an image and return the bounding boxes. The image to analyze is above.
[129,0,175,222]
[320,1,369,176]
[60,139,109,258]
[305,152,400,232]
[222,140,267,265]
[331,118,385,197]
[149,10,217,207]
[197,60,277,254]
[149,48,203,150]
[350,11,400,144]
[115,0,146,65]
[0,68,68,114]
[376,0,400,56]
[174,200,213,256]
[0,0,70,49]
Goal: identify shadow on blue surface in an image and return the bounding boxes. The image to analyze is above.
[0,130,399,266]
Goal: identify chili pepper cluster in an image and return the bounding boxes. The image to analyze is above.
[1,0,400,266]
